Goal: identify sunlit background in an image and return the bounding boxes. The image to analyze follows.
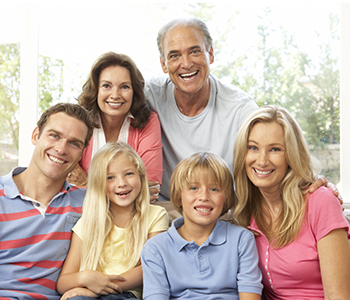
[1,1,349,208]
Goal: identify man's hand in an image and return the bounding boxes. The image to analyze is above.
[309,175,343,204]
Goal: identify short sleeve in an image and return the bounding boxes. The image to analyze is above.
[148,205,169,234]
[237,230,263,295]
[307,187,350,241]
[72,218,83,239]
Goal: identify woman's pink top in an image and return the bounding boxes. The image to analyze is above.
[80,111,163,184]
[248,187,350,300]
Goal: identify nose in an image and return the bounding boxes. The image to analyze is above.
[55,140,68,155]
[257,150,269,167]
[117,175,127,187]
[110,86,120,99]
[181,54,193,69]
[198,188,209,201]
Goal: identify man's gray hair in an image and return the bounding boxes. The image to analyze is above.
[157,18,213,61]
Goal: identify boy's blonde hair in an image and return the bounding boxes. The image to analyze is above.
[79,142,150,271]
[170,152,235,217]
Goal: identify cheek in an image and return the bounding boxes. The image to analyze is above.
[244,154,252,170]
[97,92,103,106]
[127,91,134,103]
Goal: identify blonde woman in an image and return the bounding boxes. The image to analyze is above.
[57,142,168,299]
[233,105,350,299]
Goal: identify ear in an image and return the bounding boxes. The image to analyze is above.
[31,127,39,146]
[209,46,214,64]
[160,57,168,74]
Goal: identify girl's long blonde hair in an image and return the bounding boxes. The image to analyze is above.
[233,105,317,248]
[79,142,150,271]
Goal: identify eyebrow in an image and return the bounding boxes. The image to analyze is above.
[166,45,202,58]
[99,80,132,86]
[248,140,285,146]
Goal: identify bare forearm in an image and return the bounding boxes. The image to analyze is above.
[57,270,125,295]
[57,272,86,294]
[113,265,143,291]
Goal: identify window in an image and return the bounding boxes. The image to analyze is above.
[1,2,347,207]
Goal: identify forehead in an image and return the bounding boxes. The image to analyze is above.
[108,154,135,170]
[249,122,284,141]
[43,112,88,140]
[163,26,206,52]
[100,65,131,81]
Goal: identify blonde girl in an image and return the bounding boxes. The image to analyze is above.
[57,142,168,300]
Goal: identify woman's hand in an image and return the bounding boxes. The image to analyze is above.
[60,287,98,300]
[149,180,161,204]
[81,270,125,295]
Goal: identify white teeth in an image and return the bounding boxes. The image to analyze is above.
[182,71,197,77]
[255,169,272,175]
[117,191,130,196]
[107,102,123,107]
[196,207,211,212]
[181,71,198,80]
[49,155,64,164]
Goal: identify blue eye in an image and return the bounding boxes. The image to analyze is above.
[107,176,114,180]
[70,141,82,149]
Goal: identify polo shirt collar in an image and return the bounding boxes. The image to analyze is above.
[3,167,73,199]
[169,217,227,252]
[3,167,25,199]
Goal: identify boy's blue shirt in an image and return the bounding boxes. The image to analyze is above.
[141,217,263,300]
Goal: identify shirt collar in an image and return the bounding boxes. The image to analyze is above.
[3,167,25,199]
[168,217,227,252]
[3,167,74,199]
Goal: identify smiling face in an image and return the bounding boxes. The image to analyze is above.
[245,122,289,195]
[180,170,224,232]
[160,25,214,99]
[31,112,88,183]
[106,154,141,214]
[97,65,133,122]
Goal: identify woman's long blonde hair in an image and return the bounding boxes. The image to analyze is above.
[79,142,150,271]
[233,105,317,248]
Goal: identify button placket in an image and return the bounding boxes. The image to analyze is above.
[265,244,275,292]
